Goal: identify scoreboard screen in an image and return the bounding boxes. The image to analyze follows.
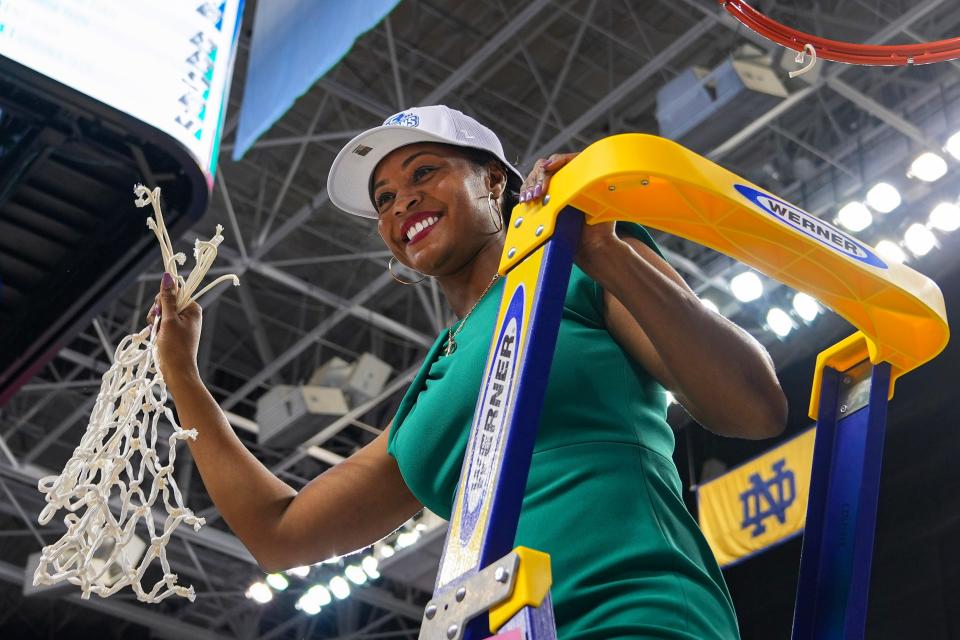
[0,0,244,180]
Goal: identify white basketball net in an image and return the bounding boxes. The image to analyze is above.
[33,185,239,602]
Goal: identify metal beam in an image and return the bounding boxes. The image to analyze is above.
[270,365,419,475]
[243,259,433,348]
[257,96,331,247]
[707,84,820,161]
[826,76,942,150]
[523,0,598,159]
[0,560,235,640]
[0,476,43,546]
[706,0,947,161]
[216,167,250,263]
[52,346,347,468]
[197,298,220,379]
[524,15,716,167]
[221,129,363,152]
[235,283,283,385]
[218,270,422,411]
[223,410,346,466]
[421,0,553,103]
[384,17,406,108]
[21,394,96,464]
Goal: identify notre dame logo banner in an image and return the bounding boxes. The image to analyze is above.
[696,428,816,567]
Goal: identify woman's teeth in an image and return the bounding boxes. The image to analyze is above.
[406,216,439,242]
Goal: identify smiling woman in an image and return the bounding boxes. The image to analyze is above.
[148,105,783,640]
[324,105,785,638]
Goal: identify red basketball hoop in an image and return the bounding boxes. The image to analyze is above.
[719,0,960,66]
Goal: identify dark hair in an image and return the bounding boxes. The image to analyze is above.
[368,143,522,224]
[458,146,522,225]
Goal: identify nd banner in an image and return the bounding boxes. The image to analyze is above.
[697,428,816,567]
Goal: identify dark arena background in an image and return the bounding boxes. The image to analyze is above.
[1,1,959,638]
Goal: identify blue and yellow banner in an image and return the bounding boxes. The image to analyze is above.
[697,428,816,567]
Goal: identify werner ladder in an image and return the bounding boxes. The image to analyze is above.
[415,134,949,640]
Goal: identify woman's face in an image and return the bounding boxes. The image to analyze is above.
[371,142,504,277]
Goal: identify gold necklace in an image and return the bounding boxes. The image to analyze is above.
[445,274,501,356]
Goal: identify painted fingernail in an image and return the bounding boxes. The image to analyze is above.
[534,184,543,198]
[151,304,159,316]
[161,272,174,290]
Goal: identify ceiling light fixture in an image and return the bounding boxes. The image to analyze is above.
[344,565,368,586]
[792,292,820,322]
[903,224,937,256]
[286,566,310,579]
[766,308,793,337]
[944,131,960,161]
[865,182,901,213]
[361,556,380,580]
[875,240,907,264]
[329,576,351,600]
[907,152,948,182]
[730,271,764,302]
[929,202,960,232]
[265,573,289,591]
[246,581,273,604]
[837,201,872,231]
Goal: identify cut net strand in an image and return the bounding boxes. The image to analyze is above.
[720,0,960,66]
[34,185,239,603]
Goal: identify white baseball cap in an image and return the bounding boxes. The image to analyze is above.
[327,105,523,218]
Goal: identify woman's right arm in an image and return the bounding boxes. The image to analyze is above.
[152,276,423,572]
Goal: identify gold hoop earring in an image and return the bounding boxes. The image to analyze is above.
[388,256,427,285]
[487,192,503,233]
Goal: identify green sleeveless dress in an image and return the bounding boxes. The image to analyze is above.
[387,224,740,639]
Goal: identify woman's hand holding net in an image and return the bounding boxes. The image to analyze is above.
[33,185,239,603]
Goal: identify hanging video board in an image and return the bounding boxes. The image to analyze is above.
[0,0,244,181]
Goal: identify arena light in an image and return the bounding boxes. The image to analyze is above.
[837,201,872,231]
[929,202,960,232]
[766,308,794,338]
[730,271,763,302]
[700,298,720,314]
[286,566,310,579]
[904,224,937,256]
[907,152,948,182]
[361,555,380,580]
[344,564,367,586]
[945,131,960,161]
[295,584,331,615]
[865,182,901,213]
[295,596,322,616]
[377,544,395,559]
[395,530,420,549]
[329,576,351,600]
[792,292,820,322]
[308,584,332,606]
[246,581,273,604]
[265,573,289,591]
[875,240,907,264]
[665,391,677,405]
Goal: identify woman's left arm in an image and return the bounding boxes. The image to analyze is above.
[522,152,788,439]
[582,232,787,440]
